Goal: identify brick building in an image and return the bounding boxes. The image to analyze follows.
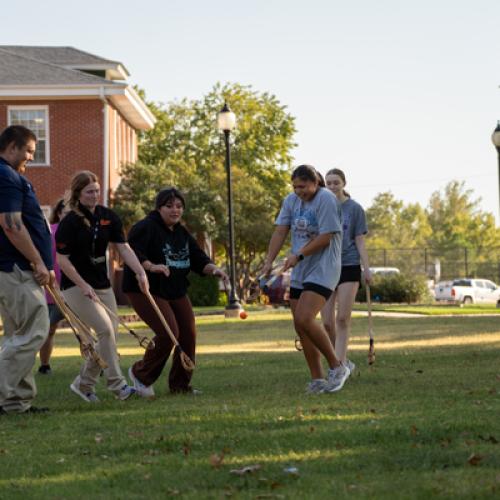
[0,46,156,212]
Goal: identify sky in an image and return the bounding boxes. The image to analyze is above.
[3,0,500,223]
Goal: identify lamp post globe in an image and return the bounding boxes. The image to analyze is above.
[491,121,500,218]
[218,102,241,316]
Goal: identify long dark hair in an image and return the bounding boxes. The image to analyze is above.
[291,164,319,183]
[155,187,186,209]
[49,198,65,224]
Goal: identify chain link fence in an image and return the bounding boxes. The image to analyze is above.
[367,247,500,283]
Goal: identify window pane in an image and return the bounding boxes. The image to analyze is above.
[9,108,48,164]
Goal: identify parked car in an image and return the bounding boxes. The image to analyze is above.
[434,278,500,305]
[370,267,400,277]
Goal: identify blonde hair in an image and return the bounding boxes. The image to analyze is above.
[66,170,99,227]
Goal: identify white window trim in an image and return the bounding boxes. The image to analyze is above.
[7,105,50,167]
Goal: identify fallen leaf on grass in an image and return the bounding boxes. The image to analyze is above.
[166,488,180,496]
[210,452,225,468]
[94,433,103,444]
[410,425,419,436]
[56,458,65,463]
[467,453,483,466]
[229,464,261,475]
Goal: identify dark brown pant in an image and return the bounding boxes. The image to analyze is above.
[127,293,196,392]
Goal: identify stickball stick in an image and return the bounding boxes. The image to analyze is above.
[143,289,195,372]
[365,284,376,365]
[93,296,155,350]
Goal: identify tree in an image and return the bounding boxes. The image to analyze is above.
[365,192,432,274]
[113,83,297,299]
[427,181,499,252]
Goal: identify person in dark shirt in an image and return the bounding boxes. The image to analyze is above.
[0,125,53,415]
[123,188,228,397]
[56,170,149,403]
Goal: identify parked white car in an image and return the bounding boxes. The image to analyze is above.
[370,267,400,277]
[434,278,500,305]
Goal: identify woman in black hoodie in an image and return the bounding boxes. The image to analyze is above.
[123,188,228,397]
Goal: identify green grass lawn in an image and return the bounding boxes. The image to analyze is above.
[1,311,499,499]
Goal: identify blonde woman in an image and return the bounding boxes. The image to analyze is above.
[321,168,372,376]
[56,171,149,402]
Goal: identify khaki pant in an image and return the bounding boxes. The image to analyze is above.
[62,286,126,395]
[0,266,49,413]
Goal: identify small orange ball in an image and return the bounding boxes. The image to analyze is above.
[239,310,248,319]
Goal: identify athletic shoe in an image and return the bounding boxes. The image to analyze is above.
[128,367,155,399]
[324,364,351,393]
[116,384,135,401]
[38,364,52,375]
[70,380,100,403]
[346,359,356,374]
[306,379,327,394]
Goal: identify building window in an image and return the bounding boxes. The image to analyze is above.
[8,106,50,166]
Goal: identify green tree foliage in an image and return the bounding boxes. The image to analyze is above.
[427,180,499,252]
[113,83,297,299]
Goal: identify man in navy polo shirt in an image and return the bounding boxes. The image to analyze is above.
[0,125,54,415]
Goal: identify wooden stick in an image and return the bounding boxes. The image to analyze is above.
[45,284,107,369]
[93,296,155,350]
[143,289,195,372]
[365,284,376,365]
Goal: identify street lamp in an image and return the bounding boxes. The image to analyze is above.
[218,102,241,316]
[491,121,500,217]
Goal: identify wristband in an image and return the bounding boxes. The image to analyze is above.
[296,253,305,261]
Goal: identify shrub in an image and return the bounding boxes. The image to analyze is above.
[187,272,221,306]
[356,273,431,303]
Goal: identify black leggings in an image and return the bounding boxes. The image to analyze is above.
[127,293,196,392]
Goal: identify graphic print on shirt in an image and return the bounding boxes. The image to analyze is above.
[342,212,351,236]
[292,206,319,243]
[163,242,190,269]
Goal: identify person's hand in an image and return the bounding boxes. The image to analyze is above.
[364,268,372,285]
[212,268,229,283]
[135,272,150,294]
[283,253,300,272]
[48,270,56,288]
[79,282,97,300]
[260,261,273,278]
[32,262,50,286]
[149,263,170,278]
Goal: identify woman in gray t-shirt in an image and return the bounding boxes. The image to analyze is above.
[321,168,372,375]
[262,165,350,394]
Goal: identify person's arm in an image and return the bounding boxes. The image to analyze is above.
[262,225,289,275]
[283,232,333,271]
[113,242,149,294]
[56,252,96,299]
[0,211,51,285]
[355,234,372,284]
[202,262,229,282]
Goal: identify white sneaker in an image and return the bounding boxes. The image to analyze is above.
[306,379,327,394]
[116,384,136,401]
[346,359,356,374]
[128,367,155,399]
[70,380,100,403]
[324,364,351,393]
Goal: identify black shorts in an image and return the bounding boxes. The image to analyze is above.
[48,303,64,325]
[289,282,333,301]
[337,265,362,288]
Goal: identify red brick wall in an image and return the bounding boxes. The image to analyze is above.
[0,99,104,207]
